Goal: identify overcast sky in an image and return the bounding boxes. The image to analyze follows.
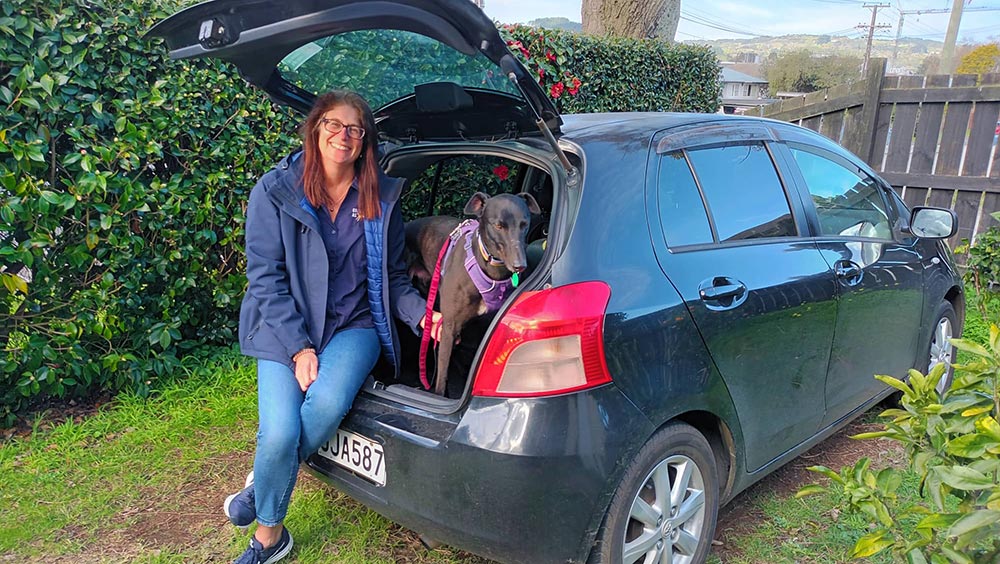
[483,0,1000,43]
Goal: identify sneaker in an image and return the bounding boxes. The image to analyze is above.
[223,471,256,529]
[233,527,293,564]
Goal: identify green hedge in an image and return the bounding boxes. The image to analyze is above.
[0,1,720,424]
[500,24,721,114]
[0,0,300,424]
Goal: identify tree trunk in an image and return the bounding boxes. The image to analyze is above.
[581,0,680,40]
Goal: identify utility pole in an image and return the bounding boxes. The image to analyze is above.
[893,11,905,64]
[859,3,892,74]
[893,6,1000,70]
[940,0,966,75]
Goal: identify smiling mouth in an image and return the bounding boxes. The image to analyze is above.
[329,142,352,151]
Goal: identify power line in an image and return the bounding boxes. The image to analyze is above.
[800,0,869,4]
[678,12,764,37]
[684,5,766,33]
[676,30,708,40]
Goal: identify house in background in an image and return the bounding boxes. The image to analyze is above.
[719,66,777,114]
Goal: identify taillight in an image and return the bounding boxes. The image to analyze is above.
[472,281,613,397]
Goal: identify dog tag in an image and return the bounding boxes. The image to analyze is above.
[511,272,519,287]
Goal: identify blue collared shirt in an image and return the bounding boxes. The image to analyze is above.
[317,183,373,351]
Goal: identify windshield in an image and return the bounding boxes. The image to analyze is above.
[278,29,521,110]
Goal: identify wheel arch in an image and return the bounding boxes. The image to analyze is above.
[674,410,738,504]
[944,284,965,333]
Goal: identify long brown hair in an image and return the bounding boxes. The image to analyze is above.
[300,90,381,220]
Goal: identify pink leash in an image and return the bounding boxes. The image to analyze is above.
[419,237,451,390]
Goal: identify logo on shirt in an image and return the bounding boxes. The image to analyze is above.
[352,207,359,221]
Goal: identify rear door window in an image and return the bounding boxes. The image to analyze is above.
[686,143,797,242]
[789,147,892,240]
[656,152,713,247]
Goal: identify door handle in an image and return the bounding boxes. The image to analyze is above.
[697,277,748,310]
[699,284,745,301]
[834,260,862,281]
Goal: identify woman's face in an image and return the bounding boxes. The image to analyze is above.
[317,103,364,171]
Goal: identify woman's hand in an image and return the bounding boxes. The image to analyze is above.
[420,311,443,341]
[294,349,318,392]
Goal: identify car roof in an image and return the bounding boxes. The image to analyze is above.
[560,112,765,141]
[560,112,845,153]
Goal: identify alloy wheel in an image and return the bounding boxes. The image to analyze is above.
[622,454,707,564]
[929,315,954,396]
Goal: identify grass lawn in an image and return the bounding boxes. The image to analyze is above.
[2,289,996,563]
[0,350,488,563]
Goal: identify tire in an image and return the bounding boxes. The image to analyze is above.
[927,301,958,397]
[589,422,719,564]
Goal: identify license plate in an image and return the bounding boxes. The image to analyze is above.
[317,428,386,486]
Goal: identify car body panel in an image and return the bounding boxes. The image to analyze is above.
[550,121,746,456]
[769,138,927,422]
[305,386,653,564]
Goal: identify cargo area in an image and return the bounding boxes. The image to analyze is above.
[368,147,560,402]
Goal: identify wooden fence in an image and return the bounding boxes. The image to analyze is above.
[755,58,1000,251]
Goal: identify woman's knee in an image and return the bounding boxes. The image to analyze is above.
[302,390,353,424]
[256,424,300,457]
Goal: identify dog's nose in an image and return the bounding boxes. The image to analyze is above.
[510,264,526,274]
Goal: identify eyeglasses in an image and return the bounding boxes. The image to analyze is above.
[320,119,366,140]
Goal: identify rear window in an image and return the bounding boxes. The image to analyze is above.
[656,152,713,247]
[402,155,522,221]
[686,143,796,242]
[278,29,521,110]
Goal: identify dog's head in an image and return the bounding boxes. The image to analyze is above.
[464,191,541,274]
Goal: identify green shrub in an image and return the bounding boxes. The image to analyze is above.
[0,0,300,424]
[961,215,1000,297]
[1,2,720,425]
[800,331,1000,562]
[500,25,721,114]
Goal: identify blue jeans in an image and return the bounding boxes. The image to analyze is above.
[253,327,379,526]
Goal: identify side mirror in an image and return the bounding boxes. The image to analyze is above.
[909,206,958,239]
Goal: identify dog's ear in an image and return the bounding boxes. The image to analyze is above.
[517,192,542,215]
[463,192,489,217]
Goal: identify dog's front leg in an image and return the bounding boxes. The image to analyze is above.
[434,319,459,396]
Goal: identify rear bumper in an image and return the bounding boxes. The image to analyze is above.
[303,385,652,564]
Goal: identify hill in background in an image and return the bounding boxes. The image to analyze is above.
[526,17,583,32]
[680,35,942,74]
[522,19,944,75]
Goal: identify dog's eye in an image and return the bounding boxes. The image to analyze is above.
[495,222,505,230]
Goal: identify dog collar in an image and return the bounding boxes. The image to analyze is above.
[476,231,506,267]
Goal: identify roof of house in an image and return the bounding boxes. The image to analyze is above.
[722,62,765,79]
[721,67,768,84]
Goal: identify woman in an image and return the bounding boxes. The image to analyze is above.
[223,90,436,564]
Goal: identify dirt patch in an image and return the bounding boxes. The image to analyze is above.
[713,416,905,562]
[2,392,115,443]
[27,451,256,563]
[116,460,251,551]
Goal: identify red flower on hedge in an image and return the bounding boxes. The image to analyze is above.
[567,77,582,96]
[537,67,545,79]
[550,81,564,98]
[546,50,556,62]
[493,164,510,181]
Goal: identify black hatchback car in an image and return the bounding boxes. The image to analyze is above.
[151,1,964,562]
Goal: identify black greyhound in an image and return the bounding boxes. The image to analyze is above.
[405,192,541,396]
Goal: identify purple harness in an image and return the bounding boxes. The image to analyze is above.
[444,219,513,313]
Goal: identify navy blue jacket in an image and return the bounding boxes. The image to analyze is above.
[238,151,425,371]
